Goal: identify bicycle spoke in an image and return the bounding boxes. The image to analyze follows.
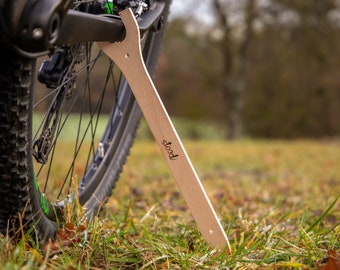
[0,0,169,241]
[33,46,125,204]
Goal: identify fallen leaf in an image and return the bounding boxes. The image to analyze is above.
[43,223,87,255]
[317,250,340,270]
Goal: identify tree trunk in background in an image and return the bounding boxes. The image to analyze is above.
[212,0,255,140]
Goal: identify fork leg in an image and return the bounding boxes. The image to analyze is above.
[98,9,231,252]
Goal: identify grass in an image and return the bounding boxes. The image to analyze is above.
[1,138,339,269]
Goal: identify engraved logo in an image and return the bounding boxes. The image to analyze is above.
[162,140,179,160]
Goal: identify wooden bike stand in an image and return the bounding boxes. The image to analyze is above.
[98,8,231,252]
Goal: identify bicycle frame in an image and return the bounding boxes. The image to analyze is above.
[0,0,166,57]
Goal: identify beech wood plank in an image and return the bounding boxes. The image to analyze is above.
[98,8,231,252]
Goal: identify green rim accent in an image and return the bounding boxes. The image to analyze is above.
[34,175,50,215]
[104,1,115,14]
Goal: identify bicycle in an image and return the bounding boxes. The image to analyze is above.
[0,0,171,242]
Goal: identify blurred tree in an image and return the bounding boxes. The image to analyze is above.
[245,0,340,138]
[154,0,340,138]
[155,19,226,121]
[212,0,257,139]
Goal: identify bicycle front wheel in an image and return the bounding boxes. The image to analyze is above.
[0,0,170,241]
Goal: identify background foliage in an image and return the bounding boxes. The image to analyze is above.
[155,0,340,139]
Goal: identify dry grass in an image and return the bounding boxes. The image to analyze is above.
[1,139,339,269]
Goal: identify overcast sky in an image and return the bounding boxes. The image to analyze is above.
[169,0,216,25]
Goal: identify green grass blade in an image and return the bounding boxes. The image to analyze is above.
[306,194,339,233]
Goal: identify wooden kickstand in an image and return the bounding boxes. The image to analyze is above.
[98,8,231,252]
